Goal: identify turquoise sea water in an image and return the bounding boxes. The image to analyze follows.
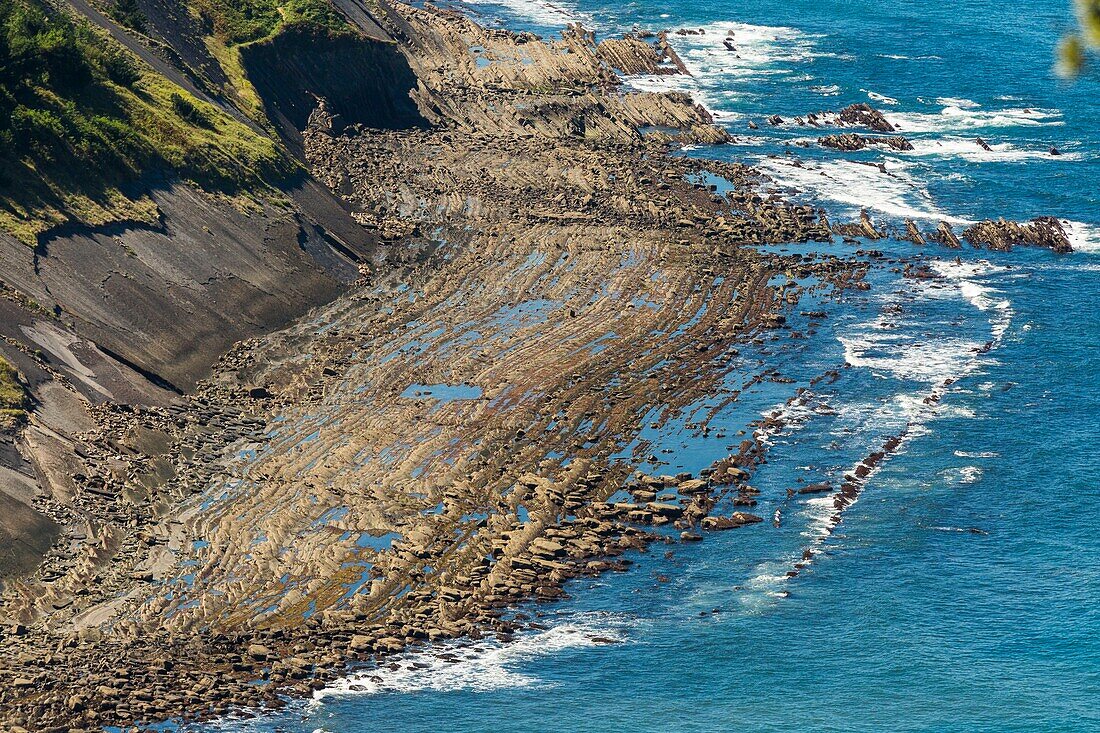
[199,1,1100,730]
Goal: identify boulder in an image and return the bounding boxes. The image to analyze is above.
[647,502,684,519]
[247,643,273,660]
[837,103,895,132]
[701,512,763,530]
[676,478,708,495]
[349,635,373,652]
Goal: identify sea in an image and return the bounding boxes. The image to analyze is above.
[195,0,1100,730]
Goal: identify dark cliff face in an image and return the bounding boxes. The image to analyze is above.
[0,174,375,391]
[241,25,427,152]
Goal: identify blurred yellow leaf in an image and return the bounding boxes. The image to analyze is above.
[1076,0,1100,45]
[1058,33,1086,77]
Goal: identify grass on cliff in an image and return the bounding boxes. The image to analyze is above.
[0,356,29,427]
[191,0,353,45]
[0,0,299,244]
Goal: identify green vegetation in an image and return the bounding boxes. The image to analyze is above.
[192,0,358,126]
[0,0,298,244]
[191,0,352,45]
[0,356,29,427]
[108,0,146,32]
[1060,0,1100,76]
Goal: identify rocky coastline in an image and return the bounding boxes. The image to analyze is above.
[0,2,1081,731]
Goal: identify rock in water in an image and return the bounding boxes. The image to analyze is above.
[701,512,764,530]
[931,222,963,249]
[962,217,1073,253]
[837,103,895,132]
[903,219,927,245]
[819,133,913,151]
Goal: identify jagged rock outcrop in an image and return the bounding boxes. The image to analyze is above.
[819,133,913,151]
[833,209,883,240]
[838,102,896,132]
[903,219,927,245]
[930,222,963,249]
[962,217,1073,253]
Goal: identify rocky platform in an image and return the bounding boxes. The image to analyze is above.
[0,3,907,730]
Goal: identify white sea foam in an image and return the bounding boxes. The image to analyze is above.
[864,89,899,105]
[930,259,1014,340]
[944,465,984,484]
[887,105,1064,133]
[839,332,982,384]
[935,97,981,109]
[625,21,824,111]
[905,136,1079,162]
[1062,220,1100,253]
[878,53,942,60]
[754,156,970,224]
[461,0,587,28]
[954,450,999,458]
[316,614,629,698]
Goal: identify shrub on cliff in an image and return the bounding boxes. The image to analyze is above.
[109,0,146,32]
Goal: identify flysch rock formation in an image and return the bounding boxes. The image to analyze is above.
[0,1,1066,730]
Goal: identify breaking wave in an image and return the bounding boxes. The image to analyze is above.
[315,613,633,698]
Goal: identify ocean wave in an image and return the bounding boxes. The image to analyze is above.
[863,89,899,105]
[460,0,588,28]
[904,136,1079,162]
[624,20,823,111]
[838,330,980,383]
[315,613,631,698]
[753,156,969,224]
[935,97,981,109]
[887,104,1064,133]
[1062,220,1100,253]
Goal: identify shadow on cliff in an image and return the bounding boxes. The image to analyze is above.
[242,25,428,155]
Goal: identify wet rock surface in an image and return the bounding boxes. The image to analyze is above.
[819,133,913,152]
[962,217,1073,253]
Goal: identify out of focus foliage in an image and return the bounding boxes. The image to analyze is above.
[1060,0,1100,76]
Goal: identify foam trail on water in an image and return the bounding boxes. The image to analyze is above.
[887,103,1064,133]
[315,613,631,698]
[753,156,972,224]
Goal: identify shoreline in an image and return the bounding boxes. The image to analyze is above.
[0,2,1084,730]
